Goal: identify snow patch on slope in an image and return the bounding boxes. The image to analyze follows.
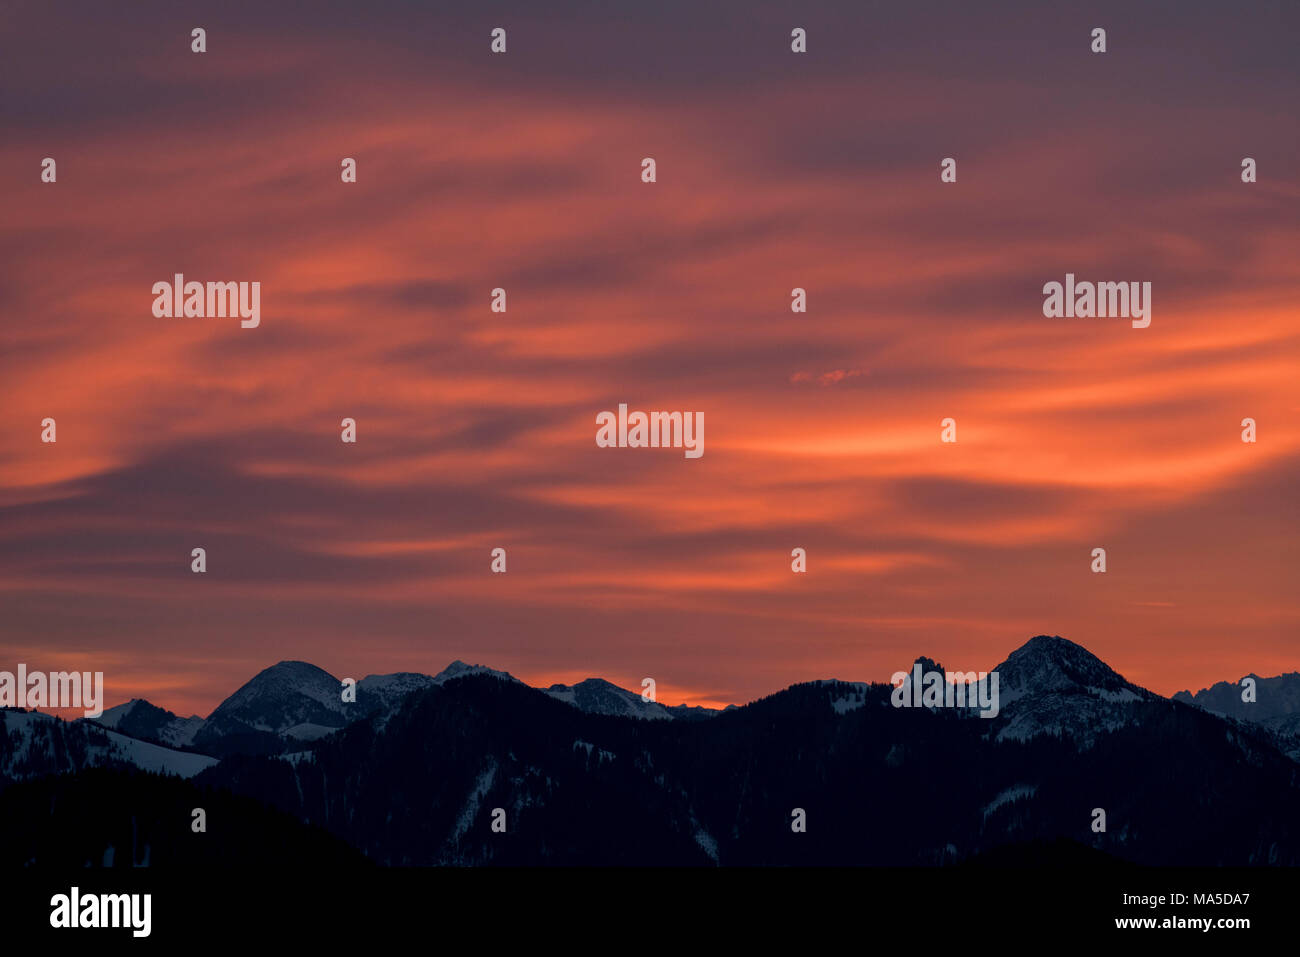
[3,709,217,779]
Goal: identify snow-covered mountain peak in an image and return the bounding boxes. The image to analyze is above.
[203,660,347,735]
[431,661,517,685]
[2,708,216,780]
[995,635,1132,699]
[545,677,673,720]
[988,636,1152,745]
[90,698,205,748]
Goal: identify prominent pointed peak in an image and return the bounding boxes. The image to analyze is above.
[987,634,1144,717]
[989,636,1152,746]
[1018,634,1095,656]
[996,635,1122,688]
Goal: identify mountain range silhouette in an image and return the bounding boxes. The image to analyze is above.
[3,635,1299,866]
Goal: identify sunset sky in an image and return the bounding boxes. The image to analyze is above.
[2,0,1297,718]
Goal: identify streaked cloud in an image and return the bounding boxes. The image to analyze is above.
[1,0,1296,714]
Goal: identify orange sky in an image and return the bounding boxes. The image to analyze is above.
[1,0,1297,717]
